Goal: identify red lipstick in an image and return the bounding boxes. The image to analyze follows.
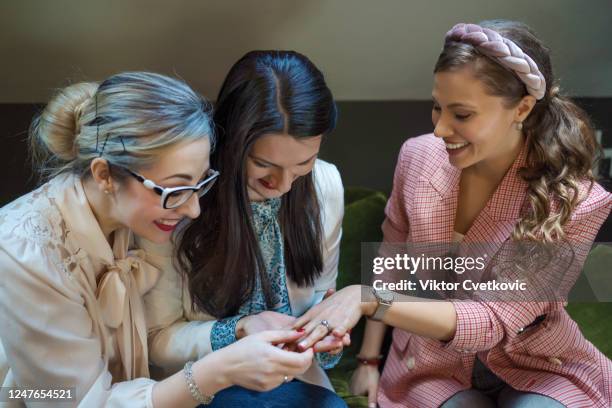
[259,179,274,189]
[154,221,177,232]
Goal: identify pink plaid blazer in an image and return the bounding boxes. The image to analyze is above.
[377,134,612,408]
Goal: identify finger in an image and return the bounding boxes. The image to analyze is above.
[331,311,360,338]
[368,381,379,408]
[280,323,298,331]
[267,346,313,373]
[312,338,329,353]
[332,323,350,338]
[295,320,322,344]
[300,318,324,338]
[301,347,315,360]
[292,306,319,329]
[257,329,304,344]
[323,288,336,299]
[293,301,331,332]
[306,313,337,339]
[297,323,330,350]
[342,333,351,347]
[332,328,351,338]
[280,314,298,324]
[293,310,322,332]
[312,337,343,353]
[283,348,315,375]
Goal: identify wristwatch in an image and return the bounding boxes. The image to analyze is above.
[369,287,394,321]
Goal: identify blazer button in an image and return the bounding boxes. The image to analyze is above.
[548,357,563,366]
[517,327,525,334]
[405,356,416,369]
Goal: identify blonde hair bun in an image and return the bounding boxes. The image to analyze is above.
[31,82,98,161]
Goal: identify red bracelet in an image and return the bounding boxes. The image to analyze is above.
[356,354,383,366]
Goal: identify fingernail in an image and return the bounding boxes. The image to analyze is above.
[297,328,305,332]
[298,341,307,350]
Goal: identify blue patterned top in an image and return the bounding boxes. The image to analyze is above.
[210,197,341,369]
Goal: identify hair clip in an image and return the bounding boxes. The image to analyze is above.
[92,91,128,157]
[98,133,111,157]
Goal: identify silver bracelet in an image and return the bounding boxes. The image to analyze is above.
[183,361,215,405]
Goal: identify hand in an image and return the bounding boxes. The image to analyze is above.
[216,330,314,392]
[349,364,380,408]
[236,311,297,339]
[309,288,350,355]
[293,285,372,350]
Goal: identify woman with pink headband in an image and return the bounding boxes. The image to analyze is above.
[292,20,612,407]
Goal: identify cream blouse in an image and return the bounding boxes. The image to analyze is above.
[0,173,160,407]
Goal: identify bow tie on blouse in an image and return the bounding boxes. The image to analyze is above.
[96,234,160,381]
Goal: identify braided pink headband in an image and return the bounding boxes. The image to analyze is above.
[445,23,546,100]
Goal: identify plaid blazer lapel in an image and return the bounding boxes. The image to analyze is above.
[465,143,529,244]
[410,155,460,243]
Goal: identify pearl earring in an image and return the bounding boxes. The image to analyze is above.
[516,122,523,131]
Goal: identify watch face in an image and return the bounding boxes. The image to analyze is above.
[378,290,394,302]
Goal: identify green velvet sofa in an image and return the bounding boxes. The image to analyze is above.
[329,188,612,408]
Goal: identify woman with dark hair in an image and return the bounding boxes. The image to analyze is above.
[140,51,348,406]
[292,20,612,407]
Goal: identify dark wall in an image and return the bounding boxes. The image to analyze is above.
[2,99,611,239]
[1,104,41,205]
[320,101,433,193]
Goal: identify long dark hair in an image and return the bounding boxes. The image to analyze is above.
[434,20,599,242]
[177,51,337,318]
